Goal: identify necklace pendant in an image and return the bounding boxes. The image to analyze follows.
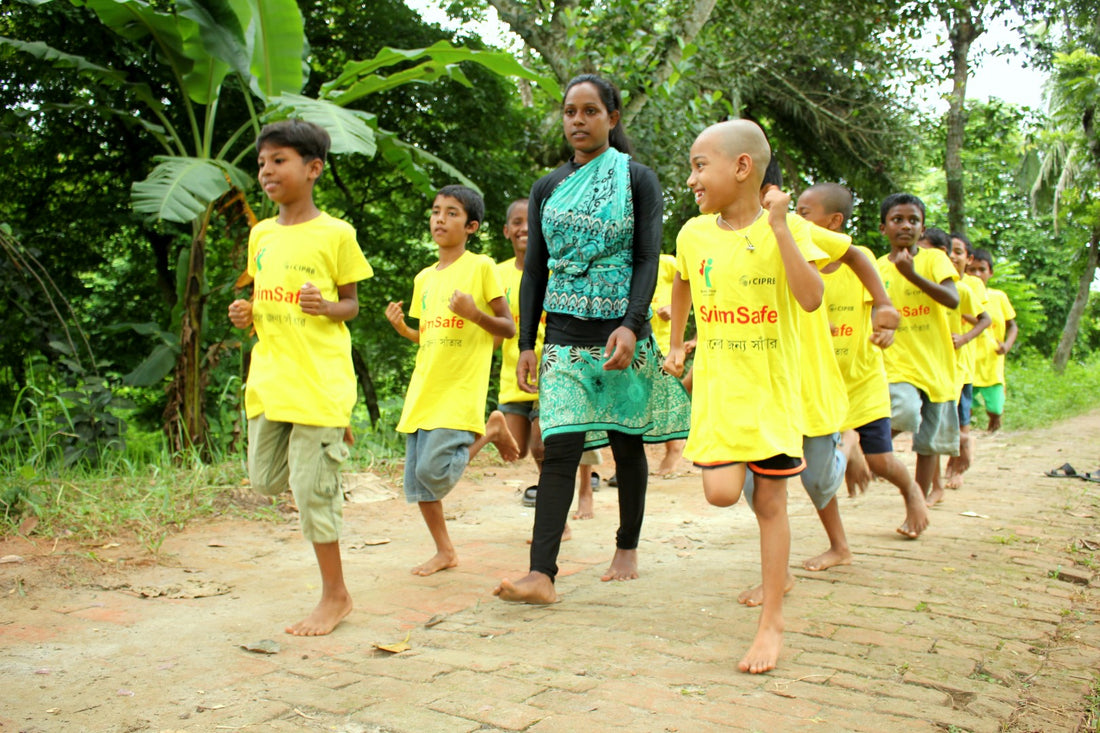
[746,242,755,252]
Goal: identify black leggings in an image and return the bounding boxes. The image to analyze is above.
[529,430,648,580]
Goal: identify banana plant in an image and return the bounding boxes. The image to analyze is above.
[3,0,558,453]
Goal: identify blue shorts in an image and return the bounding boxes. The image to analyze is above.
[957,384,973,428]
[499,400,538,420]
[854,416,893,455]
[889,382,959,456]
[403,428,475,503]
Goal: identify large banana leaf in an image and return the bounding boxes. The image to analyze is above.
[322,41,561,107]
[265,94,377,157]
[79,0,197,86]
[239,0,307,101]
[374,128,479,196]
[132,156,253,223]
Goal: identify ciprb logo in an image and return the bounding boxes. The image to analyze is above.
[739,275,777,287]
[255,247,267,272]
[700,258,714,288]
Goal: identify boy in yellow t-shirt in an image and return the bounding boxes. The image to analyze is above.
[875,194,960,509]
[228,119,373,636]
[967,248,1018,433]
[944,232,991,488]
[649,253,687,475]
[664,120,827,675]
[386,185,520,577]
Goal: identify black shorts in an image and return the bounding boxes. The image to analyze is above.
[696,453,805,477]
[854,416,893,455]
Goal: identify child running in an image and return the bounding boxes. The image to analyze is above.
[875,195,960,508]
[664,119,827,674]
[228,119,373,636]
[800,183,931,539]
[966,248,1018,433]
[386,185,520,576]
[944,232,991,488]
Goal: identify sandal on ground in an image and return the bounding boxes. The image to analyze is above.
[607,473,618,488]
[590,471,600,491]
[1044,463,1080,478]
[522,485,538,507]
[1083,470,1100,483]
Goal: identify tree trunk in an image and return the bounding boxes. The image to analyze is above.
[1053,230,1100,373]
[352,347,381,428]
[944,3,983,237]
[164,217,210,456]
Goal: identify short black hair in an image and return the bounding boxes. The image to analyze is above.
[971,247,994,271]
[805,183,854,223]
[436,184,485,227]
[919,227,951,252]
[879,192,926,224]
[761,153,783,190]
[505,198,529,221]
[256,119,330,163]
[951,231,977,256]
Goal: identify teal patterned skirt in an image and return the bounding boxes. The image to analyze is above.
[538,336,692,450]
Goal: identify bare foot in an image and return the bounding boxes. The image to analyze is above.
[897,487,930,539]
[411,551,457,576]
[285,593,352,636]
[739,622,783,674]
[600,548,638,581]
[803,547,852,572]
[572,494,594,520]
[485,410,520,462]
[737,573,795,607]
[493,571,558,604]
[925,485,944,508]
[944,472,963,490]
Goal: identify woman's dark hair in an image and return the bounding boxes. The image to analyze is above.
[563,74,633,154]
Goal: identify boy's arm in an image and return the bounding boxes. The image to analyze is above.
[228,298,253,329]
[449,291,516,339]
[765,189,822,312]
[385,301,419,343]
[663,273,693,377]
[953,310,992,349]
[893,250,960,308]
[838,246,899,331]
[300,282,359,322]
[999,319,1018,354]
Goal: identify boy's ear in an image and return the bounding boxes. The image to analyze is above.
[735,153,753,182]
[466,219,481,234]
[827,212,844,231]
[307,158,324,181]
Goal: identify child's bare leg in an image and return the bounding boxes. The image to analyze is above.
[987,411,1001,433]
[917,454,943,507]
[469,410,520,462]
[286,541,353,636]
[701,463,747,507]
[740,476,788,674]
[804,497,852,571]
[412,501,458,576]
[503,411,532,461]
[865,452,929,538]
[945,426,971,489]
[843,431,871,496]
[573,463,594,519]
[654,439,685,475]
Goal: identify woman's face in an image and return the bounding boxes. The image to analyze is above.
[562,82,618,162]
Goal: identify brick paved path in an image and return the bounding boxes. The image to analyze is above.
[2,411,1098,732]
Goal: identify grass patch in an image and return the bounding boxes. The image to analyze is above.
[1004,351,1100,431]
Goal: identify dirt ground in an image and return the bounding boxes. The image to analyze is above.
[2,411,1099,733]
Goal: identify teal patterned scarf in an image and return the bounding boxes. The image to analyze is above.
[542,147,634,320]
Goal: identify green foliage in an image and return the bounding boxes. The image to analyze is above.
[1002,351,1100,430]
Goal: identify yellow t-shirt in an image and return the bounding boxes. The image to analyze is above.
[397,250,505,434]
[797,217,852,437]
[674,213,827,464]
[496,258,544,404]
[974,288,1016,387]
[952,275,988,388]
[822,246,891,431]
[876,248,959,402]
[649,254,678,355]
[245,213,374,426]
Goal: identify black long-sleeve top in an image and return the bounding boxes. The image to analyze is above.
[519,158,663,351]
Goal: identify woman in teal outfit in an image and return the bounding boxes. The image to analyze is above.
[494,74,691,605]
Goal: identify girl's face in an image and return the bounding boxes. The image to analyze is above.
[562,82,618,163]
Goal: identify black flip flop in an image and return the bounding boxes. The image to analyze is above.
[522,485,538,507]
[1083,470,1100,483]
[1044,463,1079,478]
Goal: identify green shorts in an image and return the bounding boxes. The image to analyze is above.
[973,384,1006,416]
[247,415,349,544]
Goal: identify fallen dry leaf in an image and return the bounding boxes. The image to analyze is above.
[240,639,280,654]
[19,515,38,535]
[0,555,25,564]
[373,631,412,654]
